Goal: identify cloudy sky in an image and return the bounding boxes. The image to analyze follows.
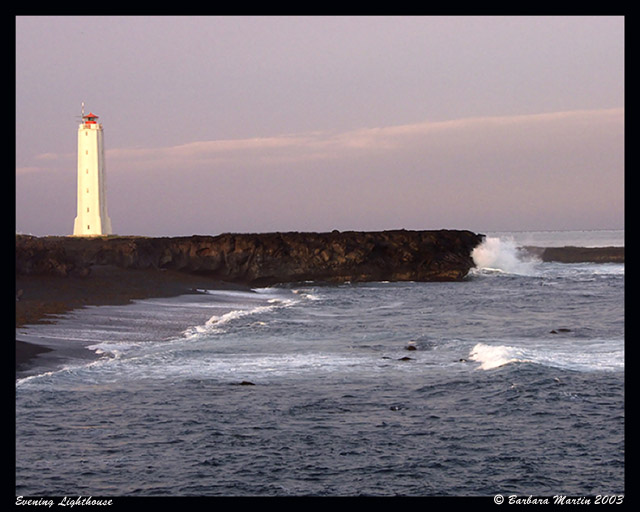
[16,16,624,237]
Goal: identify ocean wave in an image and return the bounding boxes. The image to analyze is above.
[472,237,540,276]
[468,343,532,370]
[182,293,299,339]
[471,237,624,281]
[468,341,623,372]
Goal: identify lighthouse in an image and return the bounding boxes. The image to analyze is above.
[73,104,112,236]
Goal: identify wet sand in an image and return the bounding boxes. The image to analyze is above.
[15,265,246,373]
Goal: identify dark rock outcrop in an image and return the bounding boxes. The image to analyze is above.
[16,230,484,286]
[14,235,77,277]
[522,245,624,264]
[539,246,624,264]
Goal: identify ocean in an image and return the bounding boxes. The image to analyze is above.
[15,230,624,497]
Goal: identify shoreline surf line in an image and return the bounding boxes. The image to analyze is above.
[15,265,252,377]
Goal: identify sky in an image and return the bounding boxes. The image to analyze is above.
[15,15,624,237]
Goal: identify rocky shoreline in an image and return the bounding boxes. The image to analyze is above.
[16,229,484,328]
[16,230,483,286]
[15,231,625,330]
[15,230,623,373]
[15,230,484,373]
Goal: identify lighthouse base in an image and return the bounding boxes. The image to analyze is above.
[73,216,112,237]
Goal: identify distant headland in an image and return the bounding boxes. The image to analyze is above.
[520,245,624,264]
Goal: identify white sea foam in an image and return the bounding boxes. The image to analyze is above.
[182,292,298,339]
[469,341,624,372]
[469,343,531,370]
[205,304,278,328]
[87,340,147,357]
[471,236,539,276]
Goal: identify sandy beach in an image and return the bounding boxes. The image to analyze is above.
[15,265,245,373]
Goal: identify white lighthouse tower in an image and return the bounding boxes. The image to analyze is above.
[73,104,112,236]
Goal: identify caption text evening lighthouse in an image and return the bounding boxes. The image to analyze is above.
[73,104,113,236]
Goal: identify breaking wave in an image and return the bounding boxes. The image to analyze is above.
[471,237,539,276]
[468,342,623,372]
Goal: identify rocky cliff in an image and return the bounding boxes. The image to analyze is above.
[15,230,484,286]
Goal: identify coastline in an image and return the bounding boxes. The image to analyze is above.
[15,240,623,376]
[15,265,249,375]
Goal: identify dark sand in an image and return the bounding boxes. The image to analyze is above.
[15,265,245,373]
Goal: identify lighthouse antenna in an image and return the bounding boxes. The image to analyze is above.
[75,102,86,124]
